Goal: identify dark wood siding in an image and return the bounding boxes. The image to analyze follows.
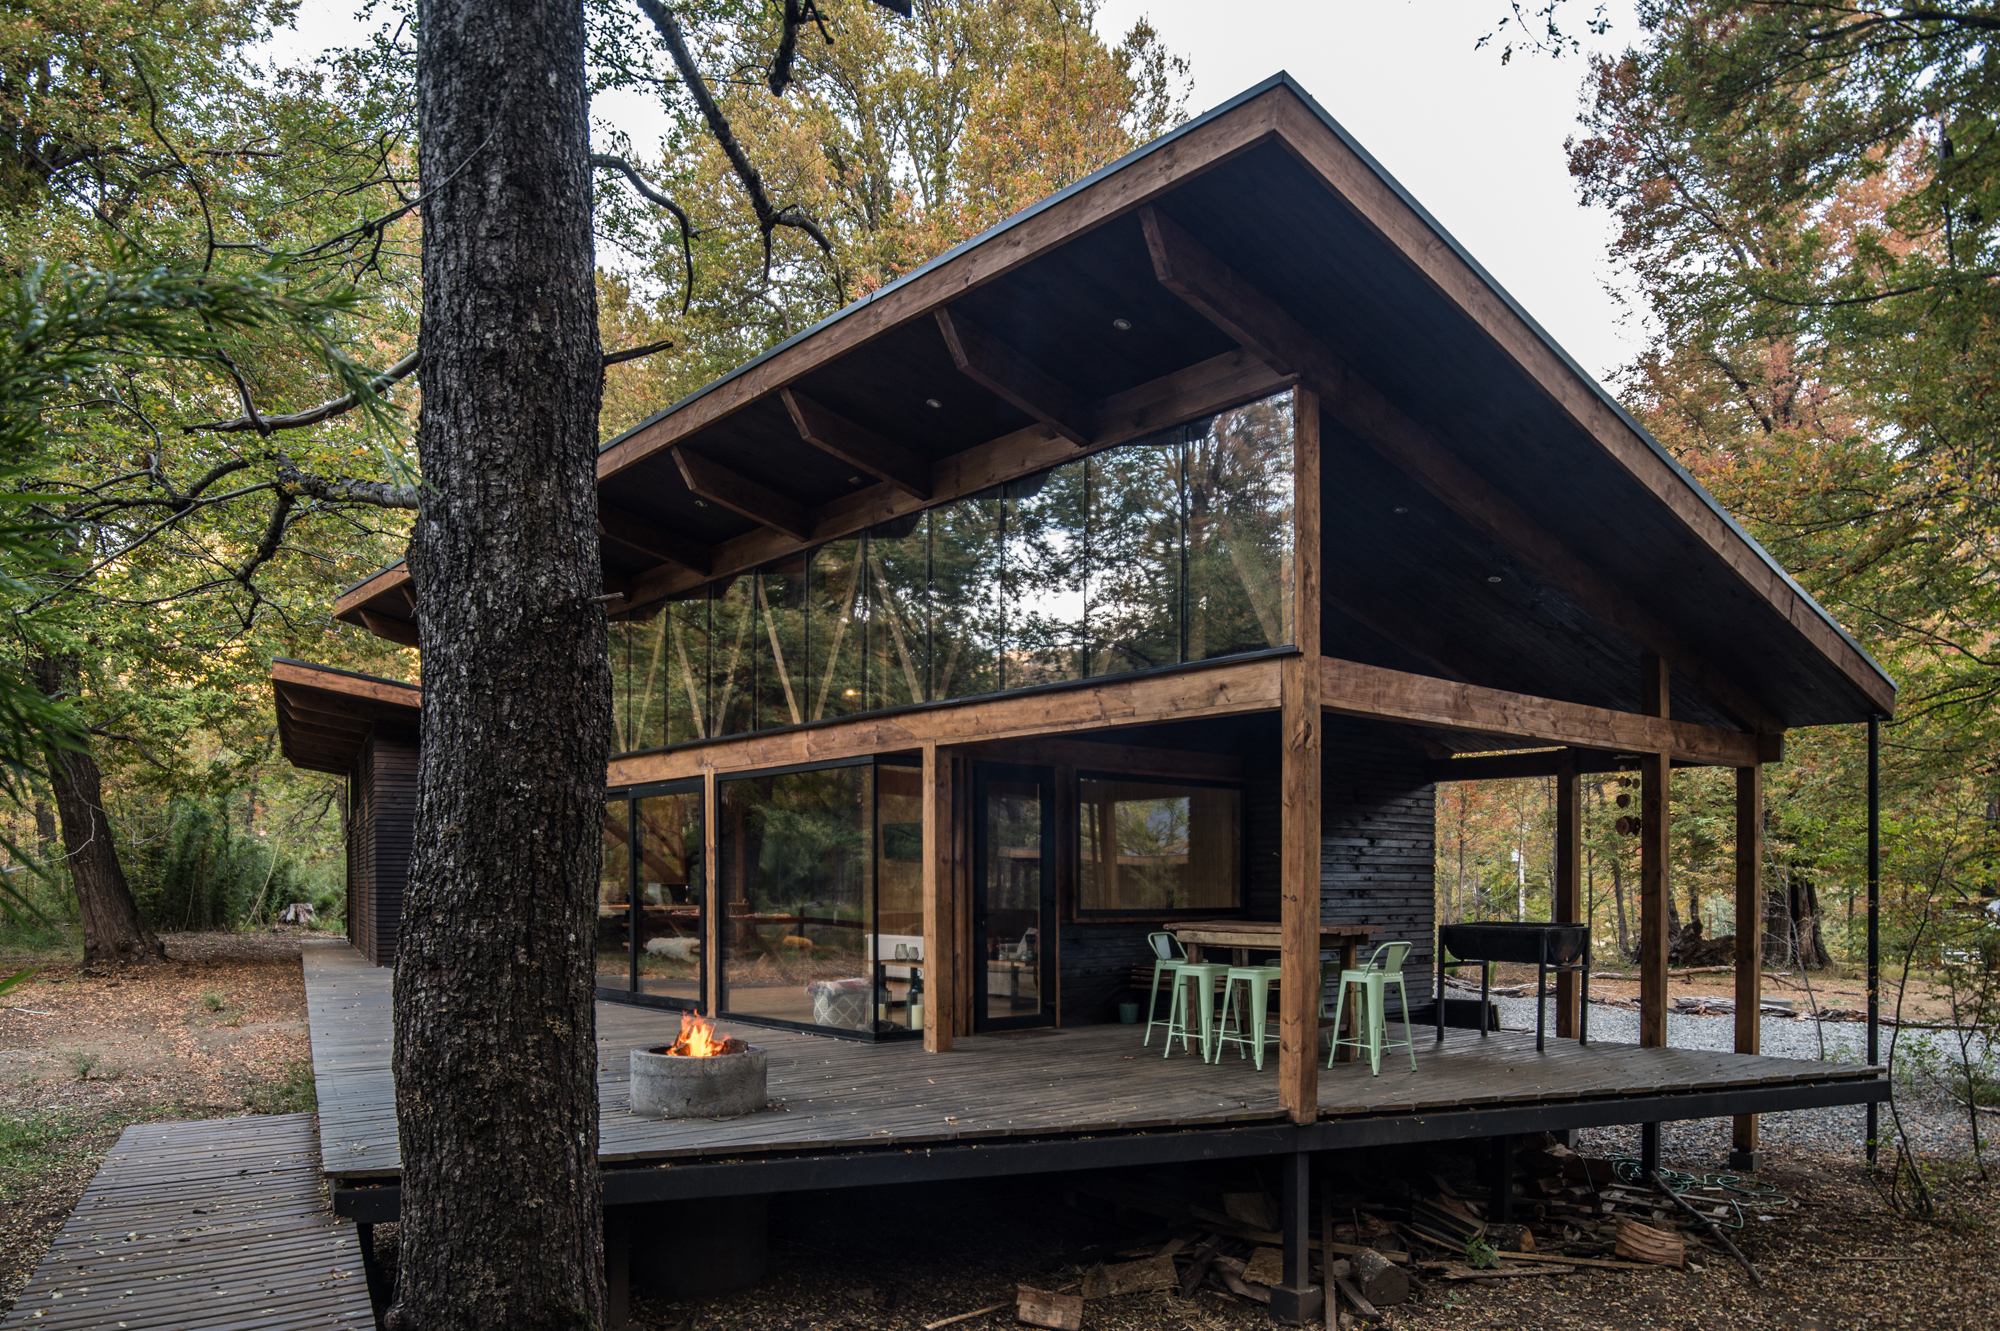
[349,725,419,967]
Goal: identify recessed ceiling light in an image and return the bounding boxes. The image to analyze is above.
[1486,575,1502,583]
[1112,317,1132,331]
[925,397,942,409]
[693,499,708,508]
[849,476,864,484]
[1393,506,1409,514]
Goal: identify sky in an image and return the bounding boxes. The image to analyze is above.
[267,0,1646,381]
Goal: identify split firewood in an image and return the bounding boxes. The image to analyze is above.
[1332,1275,1384,1324]
[1613,1218,1685,1269]
[1350,1247,1408,1306]
[1178,1236,1223,1298]
[1241,1247,1285,1287]
[1015,1286,1082,1331]
[1437,1264,1576,1280]
[1486,1223,1535,1253]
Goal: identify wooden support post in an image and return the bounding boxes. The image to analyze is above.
[1639,655,1670,1050]
[1279,387,1322,1122]
[1731,763,1764,1169]
[922,740,955,1052]
[1555,757,1582,1039]
[702,768,721,1015]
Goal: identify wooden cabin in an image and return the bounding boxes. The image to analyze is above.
[281,75,1891,1320]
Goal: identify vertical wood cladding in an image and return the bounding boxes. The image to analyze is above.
[1056,719,1434,1024]
[351,726,419,967]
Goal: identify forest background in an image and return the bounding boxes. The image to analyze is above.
[0,1,1992,1000]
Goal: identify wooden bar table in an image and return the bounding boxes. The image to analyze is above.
[1173,921,1380,1063]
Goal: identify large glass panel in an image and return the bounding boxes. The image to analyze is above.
[981,778,1046,1017]
[1086,436,1183,677]
[634,788,705,1004]
[1007,462,1088,687]
[755,558,810,731]
[1186,391,1295,660]
[709,575,758,736]
[665,594,709,746]
[1078,776,1242,915]
[598,797,635,991]
[872,760,924,1032]
[807,539,866,722]
[609,614,670,754]
[865,517,931,710]
[719,763,874,1031]
[930,497,1006,699]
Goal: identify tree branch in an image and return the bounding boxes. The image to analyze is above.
[184,349,422,436]
[273,466,421,510]
[591,154,697,313]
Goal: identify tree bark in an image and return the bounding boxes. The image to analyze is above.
[389,1,608,1328]
[28,653,166,967]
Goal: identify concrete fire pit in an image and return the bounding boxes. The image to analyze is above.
[630,1044,768,1119]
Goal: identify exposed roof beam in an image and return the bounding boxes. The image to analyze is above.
[1323,657,1776,768]
[935,307,1092,446]
[599,504,712,575]
[622,348,1289,612]
[780,389,932,500]
[671,447,813,540]
[1140,204,1787,738]
[356,609,420,649]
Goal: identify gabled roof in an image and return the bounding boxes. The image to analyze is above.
[337,73,1893,732]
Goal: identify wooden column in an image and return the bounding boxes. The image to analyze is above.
[921,740,955,1052]
[701,767,721,1015]
[1638,655,1671,1049]
[1731,763,1764,1165]
[1554,757,1582,1039]
[1279,387,1323,1123]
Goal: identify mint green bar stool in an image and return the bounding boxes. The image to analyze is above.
[1163,962,1230,1060]
[1141,932,1190,1047]
[1212,964,1283,1069]
[1326,941,1417,1075]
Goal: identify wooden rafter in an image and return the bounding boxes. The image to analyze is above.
[671,447,813,540]
[935,307,1092,446]
[356,609,420,648]
[600,504,711,575]
[1139,203,1787,738]
[780,389,932,500]
[1321,656,1770,767]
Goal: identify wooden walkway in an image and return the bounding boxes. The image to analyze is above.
[305,942,1882,1180]
[0,1112,374,1331]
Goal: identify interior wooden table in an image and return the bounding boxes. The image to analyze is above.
[1172,921,1382,1063]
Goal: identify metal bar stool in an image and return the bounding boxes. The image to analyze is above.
[1326,941,1417,1075]
[1162,963,1230,1061]
[1141,931,1190,1047]
[1212,964,1283,1069]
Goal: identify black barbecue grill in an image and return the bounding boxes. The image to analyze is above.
[1435,921,1591,1050]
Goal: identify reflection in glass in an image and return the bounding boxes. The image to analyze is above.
[873,761,924,1031]
[601,389,1296,757]
[1078,776,1241,914]
[635,789,704,1003]
[719,764,873,1031]
[982,779,1045,1016]
[598,798,635,991]
[1187,394,1295,660]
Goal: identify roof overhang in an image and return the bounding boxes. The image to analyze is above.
[271,658,421,776]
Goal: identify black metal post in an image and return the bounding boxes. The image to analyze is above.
[1436,947,1446,1042]
[1491,1134,1515,1223]
[1640,1121,1660,1178]
[1271,1149,1322,1325]
[1867,715,1881,1165]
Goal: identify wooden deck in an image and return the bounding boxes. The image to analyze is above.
[0,1112,374,1331]
[306,941,1882,1180]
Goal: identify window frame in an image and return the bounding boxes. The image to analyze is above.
[597,776,706,1013]
[1071,768,1249,921]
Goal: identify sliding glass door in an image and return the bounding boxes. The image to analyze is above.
[599,779,705,1009]
[973,763,1055,1031]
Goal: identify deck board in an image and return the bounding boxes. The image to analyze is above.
[304,941,1882,1180]
[0,1113,374,1331]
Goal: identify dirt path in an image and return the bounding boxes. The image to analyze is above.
[0,929,323,1314]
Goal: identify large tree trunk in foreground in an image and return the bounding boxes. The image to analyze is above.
[389,0,608,1327]
[28,653,165,967]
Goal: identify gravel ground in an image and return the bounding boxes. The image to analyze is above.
[1491,996,1999,1166]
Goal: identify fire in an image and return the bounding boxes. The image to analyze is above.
[665,1011,739,1058]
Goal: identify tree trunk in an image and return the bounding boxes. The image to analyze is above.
[28,653,165,967]
[1610,856,1630,960]
[388,0,608,1327]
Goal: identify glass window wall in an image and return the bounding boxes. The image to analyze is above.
[1077,774,1242,916]
[600,781,706,1006]
[606,389,1296,756]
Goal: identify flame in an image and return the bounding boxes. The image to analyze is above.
[668,1011,727,1058]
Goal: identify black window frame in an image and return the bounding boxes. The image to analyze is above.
[597,776,707,1013]
[1072,768,1249,921]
